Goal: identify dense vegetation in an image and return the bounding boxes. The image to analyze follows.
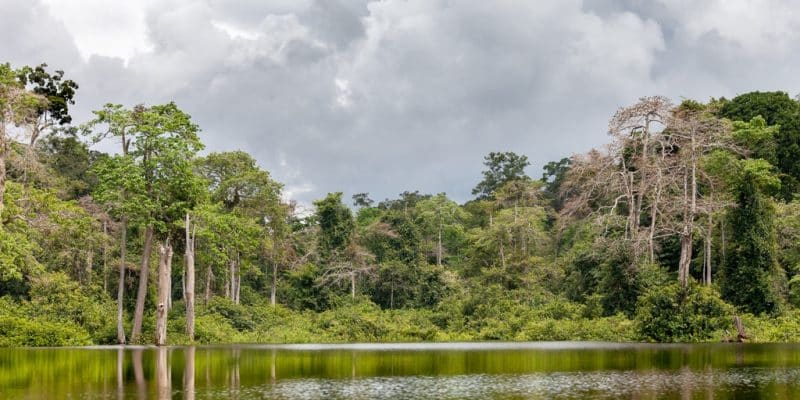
[1,62,799,346]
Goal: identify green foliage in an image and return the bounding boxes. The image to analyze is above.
[314,192,355,261]
[28,272,116,343]
[472,152,531,199]
[635,283,734,342]
[720,159,781,314]
[8,65,800,348]
[719,91,800,198]
[16,63,78,125]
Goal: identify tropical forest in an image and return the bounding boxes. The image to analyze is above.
[3,61,800,347]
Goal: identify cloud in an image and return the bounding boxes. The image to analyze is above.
[2,0,799,206]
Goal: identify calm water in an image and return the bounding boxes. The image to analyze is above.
[2,342,800,399]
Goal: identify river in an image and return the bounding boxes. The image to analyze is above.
[2,342,800,399]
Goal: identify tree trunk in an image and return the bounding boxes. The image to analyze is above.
[704,215,712,286]
[734,315,749,342]
[205,266,213,304]
[117,218,128,344]
[350,271,356,300]
[648,166,663,263]
[721,218,726,267]
[0,144,6,229]
[155,241,173,346]
[678,155,697,288]
[226,259,233,300]
[235,253,241,305]
[270,262,277,307]
[437,223,442,266]
[131,224,154,342]
[185,214,195,341]
[103,221,109,293]
[499,237,506,270]
[85,250,94,286]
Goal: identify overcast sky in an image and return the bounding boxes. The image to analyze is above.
[3,0,799,205]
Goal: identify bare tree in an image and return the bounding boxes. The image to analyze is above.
[155,240,173,346]
[319,242,376,300]
[665,105,731,287]
[185,214,196,341]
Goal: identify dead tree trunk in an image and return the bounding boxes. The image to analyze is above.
[155,241,173,346]
[131,224,154,342]
[678,154,697,288]
[234,253,241,305]
[225,259,233,300]
[117,218,128,344]
[270,262,277,307]
[85,250,94,286]
[0,140,6,229]
[185,214,195,341]
[734,315,749,342]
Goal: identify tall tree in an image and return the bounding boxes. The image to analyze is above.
[90,102,203,342]
[472,152,531,199]
[718,91,800,199]
[667,101,730,287]
[0,63,46,228]
[15,63,78,148]
[720,159,781,314]
[88,104,141,345]
[314,192,355,263]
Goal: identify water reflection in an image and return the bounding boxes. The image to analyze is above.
[2,343,800,399]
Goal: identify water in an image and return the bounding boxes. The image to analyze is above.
[2,342,800,399]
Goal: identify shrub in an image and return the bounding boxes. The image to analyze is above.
[204,297,257,331]
[635,283,734,342]
[0,315,91,346]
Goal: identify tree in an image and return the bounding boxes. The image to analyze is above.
[154,241,173,345]
[541,157,571,210]
[1,63,47,228]
[15,63,78,146]
[666,101,730,287]
[719,159,781,314]
[89,102,203,342]
[718,91,800,199]
[472,152,530,199]
[86,103,140,344]
[352,192,374,208]
[416,193,466,266]
[196,151,286,305]
[314,192,355,262]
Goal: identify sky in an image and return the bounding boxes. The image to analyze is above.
[3,0,800,206]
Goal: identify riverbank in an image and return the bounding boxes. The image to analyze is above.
[2,293,799,347]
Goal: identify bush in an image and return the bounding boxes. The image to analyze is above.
[314,301,388,342]
[789,275,800,308]
[194,314,239,343]
[0,315,91,346]
[204,297,257,331]
[635,283,734,342]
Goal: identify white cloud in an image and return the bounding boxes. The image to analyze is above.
[5,0,800,205]
[40,0,154,62]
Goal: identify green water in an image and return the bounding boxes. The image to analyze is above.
[2,342,800,399]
